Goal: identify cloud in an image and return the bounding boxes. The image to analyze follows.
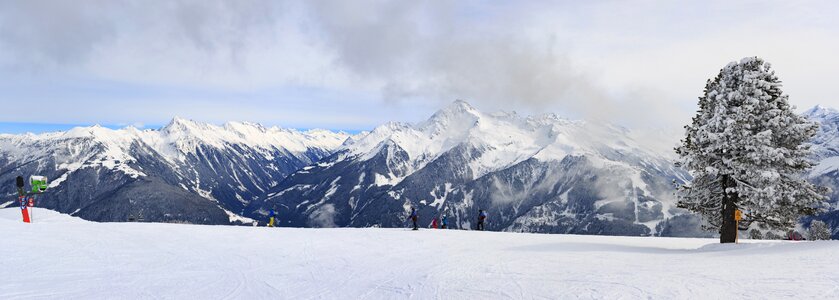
[305,1,603,108]
[309,204,337,228]
[0,0,837,134]
[0,0,116,67]
[301,0,835,130]
[0,0,279,63]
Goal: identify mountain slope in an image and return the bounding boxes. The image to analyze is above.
[0,119,350,224]
[253,101,697,236]
[803,105,839,238]
[5,103,837,234]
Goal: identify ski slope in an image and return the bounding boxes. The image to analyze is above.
[1,209,837,299]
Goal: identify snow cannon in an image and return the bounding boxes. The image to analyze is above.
[30,176,48,193]
[16,176,25,197]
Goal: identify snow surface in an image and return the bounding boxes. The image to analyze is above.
[2,208,838,299]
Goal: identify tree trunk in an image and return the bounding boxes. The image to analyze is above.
[719,175,738,243]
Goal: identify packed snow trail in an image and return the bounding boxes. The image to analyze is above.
[1,209,838,299]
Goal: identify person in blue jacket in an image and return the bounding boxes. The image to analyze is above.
[477,209,487,231]
[408,208,418,230]
[440,214,448,229]
[268,208,277,227]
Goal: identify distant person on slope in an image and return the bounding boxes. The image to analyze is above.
[408,208,419,230]
[477,209,487,231]
[441,215,448,229]
[268,209,276,227]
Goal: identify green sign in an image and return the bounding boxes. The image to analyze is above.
[30,176,48,193]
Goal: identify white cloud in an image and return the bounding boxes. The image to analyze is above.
[0,0,836,132]
[309,204,337,228]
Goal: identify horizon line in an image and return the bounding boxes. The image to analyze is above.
[2,102,831,135]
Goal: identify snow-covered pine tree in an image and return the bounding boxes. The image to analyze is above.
[808,220,832,241]
[748,229,763,240]
[764,231,782,240]
[675,57,828,243]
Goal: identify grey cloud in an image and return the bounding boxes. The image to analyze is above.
[0,0,116,67]
[0,0,836,134]
[303,1,652,127]
[0,0,282,69]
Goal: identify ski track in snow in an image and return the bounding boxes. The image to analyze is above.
[1,209,838,299]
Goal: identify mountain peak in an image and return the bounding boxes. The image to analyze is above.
[168,116,192,126]
[442,99,477,114]
[424,100,481,126]
[163,116,205,133]
[804,105,839,119]
[805,104,837,115]
[223,121,269,134]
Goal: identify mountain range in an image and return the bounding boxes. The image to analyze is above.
[802,105,839,237]
[249,101,698,236]
[2,101,838,238]
[0,119,348,224]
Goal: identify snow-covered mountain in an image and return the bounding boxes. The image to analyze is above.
[252,101,700,236]
[803,105,839,238]
[0,118,350,224]
[805,105,839,176]
[5,102,837,236]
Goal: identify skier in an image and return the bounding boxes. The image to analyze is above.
[431,217,438,229]
[441,214,448,229]
[268,208,276,227]
[408,208,419,230]
[477,209,487,231]
[786,230,804,241]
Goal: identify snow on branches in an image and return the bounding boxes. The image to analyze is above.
[676,57,828,232]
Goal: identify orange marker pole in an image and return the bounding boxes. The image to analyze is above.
[20,197,31,223]
[734,209,742,244]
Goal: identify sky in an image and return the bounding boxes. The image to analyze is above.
[0,0,837,135]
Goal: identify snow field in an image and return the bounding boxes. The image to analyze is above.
[1,208,838,299]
